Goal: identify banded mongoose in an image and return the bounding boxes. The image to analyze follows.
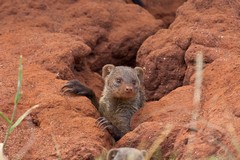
[62,64,145,141]
[107,147,147,160]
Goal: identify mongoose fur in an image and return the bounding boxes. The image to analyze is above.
[107,147,147,160]
[62,64,145,141]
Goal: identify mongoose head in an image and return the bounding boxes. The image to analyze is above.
[107,147,147,160]
[102,64,143,99]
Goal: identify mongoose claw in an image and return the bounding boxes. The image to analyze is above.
[96,117,112,130]
[61,80,90,96]
[61,88,74,94]
[97,117,123,141]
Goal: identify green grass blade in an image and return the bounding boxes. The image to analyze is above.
[3,55,24,152]
[14,55,23,106]
[0,112,12,125]
[11,55,23,122]
[9,104,40,134]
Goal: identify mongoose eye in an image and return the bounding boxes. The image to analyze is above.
[132,80,136,85]
[115,78,122,84]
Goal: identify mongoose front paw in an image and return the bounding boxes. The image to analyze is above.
[96,117,113,130]
[61,80,90,96]
[97,117,123,141]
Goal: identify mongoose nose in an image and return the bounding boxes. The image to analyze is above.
[125,86,133,93]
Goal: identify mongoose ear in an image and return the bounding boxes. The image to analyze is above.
[141,150,147,158]
[106,149,119,160]
[134,67,144,83]
[102,64,115,78]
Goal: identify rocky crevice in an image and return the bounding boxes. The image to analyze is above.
[1,0,240,159]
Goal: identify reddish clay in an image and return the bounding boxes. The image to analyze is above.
[0,0,240,159]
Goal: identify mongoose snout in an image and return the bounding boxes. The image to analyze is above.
[125,85,133,93]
